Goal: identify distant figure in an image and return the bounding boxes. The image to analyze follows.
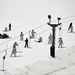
[20,31,24,41]
[2,33,9,38]
[34,37,43,43]
[5,27,7,31]
[9,23,11,31]
[58,38,63,48]
[31,29,36,38]
[24,38,28,48]
[10,42,19,57]
[38,37,42,42]
[48,34,52,44]
[29,30,31,39]
[68,22,73,32]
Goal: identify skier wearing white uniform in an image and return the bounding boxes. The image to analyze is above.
[10,42,19,57]
[58,38,63,48]
[31,29,36,38]
[20,31,24,41]
[48,34,52,44]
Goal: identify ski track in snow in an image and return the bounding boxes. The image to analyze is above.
[45,67,66,75]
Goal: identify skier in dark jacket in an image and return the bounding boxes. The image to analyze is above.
[68,22,73,32]
[24,38,28,48]
[9,23,11,31]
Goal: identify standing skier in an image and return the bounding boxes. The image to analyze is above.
[10,42,19,57]
[68,22,73,32]
[31,29,36,38]
[5,27,7,31]
[20,31,24,41]
[24,38,28,48]
[58,38,63,48]
[9,23,11,31]
[48,34,52,44]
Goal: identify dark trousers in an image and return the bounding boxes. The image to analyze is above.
[25,44,28,48]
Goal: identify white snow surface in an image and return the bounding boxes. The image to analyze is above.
[0,0,75,75]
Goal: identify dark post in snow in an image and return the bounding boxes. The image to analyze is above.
[2,50,7,71]
[47,15,61,58]
[57,17,61,38]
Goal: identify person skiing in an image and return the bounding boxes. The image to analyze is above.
[24,38,28,48]
[9,23,11,31]
[34,37,43,43]
[48,34,52,44]
[68,22,73,32]
[20,31,24,41]
[31,29,36,38]
[58,38,63,48]
[10,42,19,57]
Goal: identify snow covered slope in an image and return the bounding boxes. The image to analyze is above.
[0,0,75,75]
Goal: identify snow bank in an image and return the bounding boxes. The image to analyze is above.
[1,45,74,75]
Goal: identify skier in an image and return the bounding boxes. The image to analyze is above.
[20,31,24,41]
[31,29,36,38]
[9,23,11,31]
[24,38,28,48]
[34,37,43,43]
[10,42,19,57]
[58,38,63,48]
[68,22,73,32]
[5,27,7,31]
[48,34,52,44]
[38,37,42,43]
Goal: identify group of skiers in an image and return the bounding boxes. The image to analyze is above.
[10,22,74,57]
[47,22,73,48]
[47,33,63,48]
[10,29,42,57]
[0,23,11,39]
[4,23,11,32]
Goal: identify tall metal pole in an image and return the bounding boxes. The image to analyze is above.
[51,27,56,58]
[1,50,7,71]
[47,15,61,58]
[52,27,55,47]
[3,56,5,71]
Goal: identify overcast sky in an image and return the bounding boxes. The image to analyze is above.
[0,0,75,31]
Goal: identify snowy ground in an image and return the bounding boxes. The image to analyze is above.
[0,0,75,75]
